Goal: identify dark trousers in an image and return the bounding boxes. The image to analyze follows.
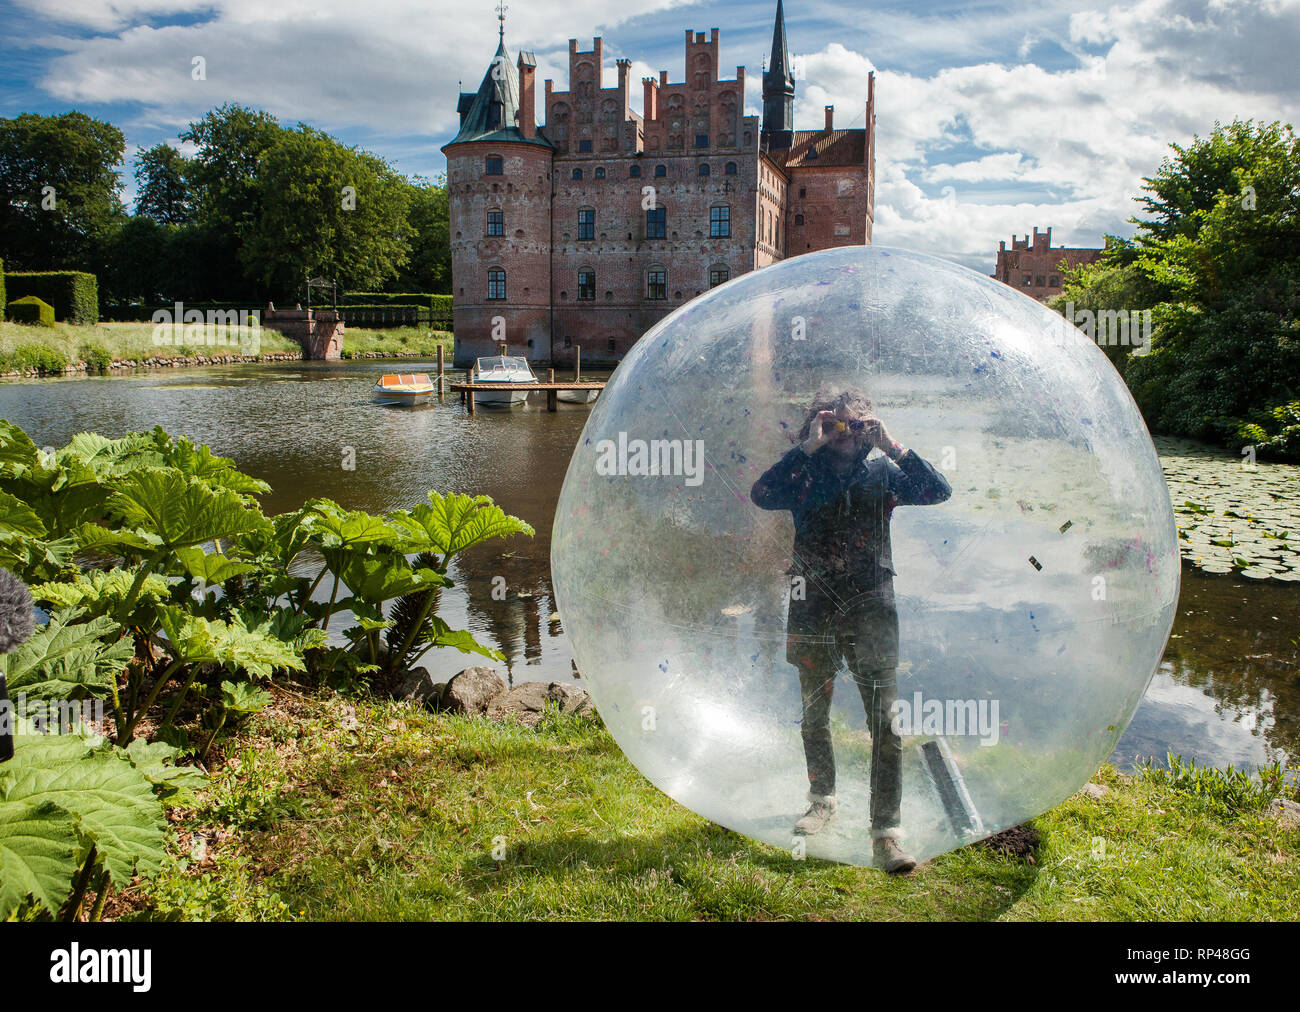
[787,576,901,832]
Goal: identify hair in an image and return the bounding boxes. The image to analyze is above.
[796,385,873,442]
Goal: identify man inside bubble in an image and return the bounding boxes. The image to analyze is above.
[750,386,952,873]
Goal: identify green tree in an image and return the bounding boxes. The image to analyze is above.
[134,144,193,225]
[238,125,413,298]
[0,111,126,271]
[395,176,451,293]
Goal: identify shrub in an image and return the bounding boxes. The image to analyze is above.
[7,295,55,327]
[4,271,99,324]
[0,343,69,374]
[0,257,6,313]
[78,342,113,374]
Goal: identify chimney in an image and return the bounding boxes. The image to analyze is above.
[824,105,834,131]
[643,77,659,121]
[517,53,537,139]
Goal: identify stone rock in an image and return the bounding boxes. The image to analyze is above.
[1268,797,1300,831]
[486,681,595,726]
[393,667,443,708]
[1079,782,1109,800]
[442,666,507,715]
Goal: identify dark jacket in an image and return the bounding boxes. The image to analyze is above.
[750,442,952,585]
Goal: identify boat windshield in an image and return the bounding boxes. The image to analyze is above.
[475,356,534,374]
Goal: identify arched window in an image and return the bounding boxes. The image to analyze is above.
[578,207,595,240]
[709,265,729,288]
[654,164,667,177]
[725,161,737,175]
[487,269,506,300]
[629,164,642,178]
[698,163,710,176]
[646,267,667,300]
[710,205,730,238]
[572,168,583,180]
[595,166,606,179]
[794,213,804,226]
[577,269,596,300]
[486,209,504,236]
[485,155,503,176]
[646,206,666,239]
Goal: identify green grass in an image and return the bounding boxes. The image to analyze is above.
[340,327,453,359]
[129,688,1300,922]
[0,320,301,366]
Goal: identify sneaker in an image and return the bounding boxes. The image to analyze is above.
[794,794,838,836]
[873,834,916,874]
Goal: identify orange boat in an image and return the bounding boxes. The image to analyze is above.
[372,373,435,406]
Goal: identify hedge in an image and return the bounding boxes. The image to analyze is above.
[0,258,6,314]
[8,296,56,327]
[102,302,263,323]
[337,292,452,313]
[4,271,98,324]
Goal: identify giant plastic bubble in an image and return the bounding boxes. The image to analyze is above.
[551,246,1178,867]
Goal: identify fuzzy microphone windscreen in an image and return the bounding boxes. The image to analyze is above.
[0,568,35,655]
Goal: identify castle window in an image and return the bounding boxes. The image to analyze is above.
[695,134,708,148]
[487,269,506,300]
[572,168,583,180]
[654,164,667,177]
[485,155,503,176]
[646,269,667,300]
[799,187,806,198]
[1036,276,1046,286]
[709,266,729,288]
[725,162,737,175]
[578,208,595,240]
[564,336,572,349]
[578,270,596,300]
[794,213,804,226]
[1022,275,1032,286]
[629,164,642,178]
[578,139,592,152]
[646,207,666,239]
[699,163,710,176]
[710,205,730,238]
[608,338,617,352]
[1050,275,1060,287]
[486,210,503,236]
[595,166,606,179]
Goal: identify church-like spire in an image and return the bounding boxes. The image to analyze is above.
[762,0,795,147]
[445,6,551,149]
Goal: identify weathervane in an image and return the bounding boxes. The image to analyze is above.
[496,1,508,38]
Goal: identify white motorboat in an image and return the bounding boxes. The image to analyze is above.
[472,355,537,407]
[556,388,599,404]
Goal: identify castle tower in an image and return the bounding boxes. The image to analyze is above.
[761,0,795,150]
[441,10,555,367]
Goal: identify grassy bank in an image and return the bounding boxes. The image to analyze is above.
[0,321,452,373]
[126,687,1300,922]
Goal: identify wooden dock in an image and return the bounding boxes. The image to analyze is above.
[449,379,605,413]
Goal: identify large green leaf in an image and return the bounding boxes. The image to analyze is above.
[159,607,305,678]
[1,746,165,887]
[173,546,258,585]
[163,438,270,496]
[122,740,207,799]
[0,420,41,476]
[107,468,269,549]
[0,799,84,917]
[387,492,534,559]
[0,489,47,537]
[4,610,133,700]
[300,499,397,549]
[337,554,447,603]
[30,568,170,620]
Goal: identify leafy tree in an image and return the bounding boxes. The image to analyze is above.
[133,143,192,225]
[0,111,127,271]
[395,176,451,293]
[238,125,413,298]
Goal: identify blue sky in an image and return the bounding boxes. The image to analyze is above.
[3,0,1297,271]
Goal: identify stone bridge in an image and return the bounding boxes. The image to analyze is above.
[259,306,344,360]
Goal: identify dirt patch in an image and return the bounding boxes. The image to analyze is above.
[977,824,1040,862]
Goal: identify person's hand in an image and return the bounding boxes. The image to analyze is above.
[800,410,840,454]
[861,417,893,452]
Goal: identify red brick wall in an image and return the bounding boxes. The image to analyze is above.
[785,164,871,256]
[993,227,1103,302]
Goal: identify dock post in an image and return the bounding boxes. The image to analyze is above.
[547,368,557,412]
[437,345,444,397]
[575,345,581,381]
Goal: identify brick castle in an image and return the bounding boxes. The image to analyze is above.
[442,0,876,367]
[992,227,1104,302]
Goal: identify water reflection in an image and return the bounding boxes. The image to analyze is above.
[1,361,1295,774]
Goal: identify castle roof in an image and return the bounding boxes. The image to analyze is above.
[768,128,866,168]
[445,37,552,150]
